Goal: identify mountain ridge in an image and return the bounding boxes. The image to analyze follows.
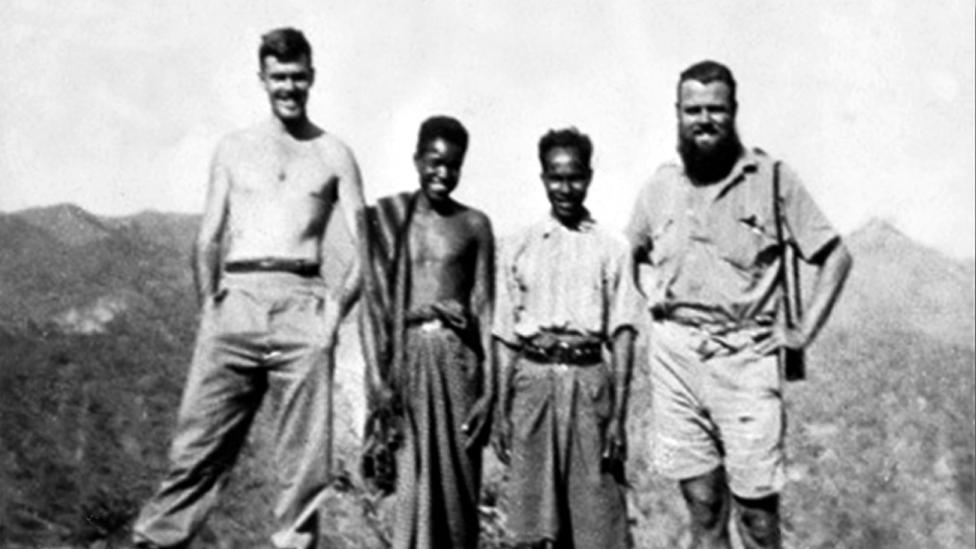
[0,204,972,548]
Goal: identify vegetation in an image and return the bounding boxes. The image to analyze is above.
[0,206,972,548]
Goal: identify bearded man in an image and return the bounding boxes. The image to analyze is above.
[625,60,852,549]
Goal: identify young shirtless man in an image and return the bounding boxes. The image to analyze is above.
[361,116,494,549]
[131,28,367,549]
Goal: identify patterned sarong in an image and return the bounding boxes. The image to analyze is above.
[360,192,483,547]
[392,316,482,549]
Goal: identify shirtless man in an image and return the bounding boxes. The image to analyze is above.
[361,116,494,549]
[131,28,367,549]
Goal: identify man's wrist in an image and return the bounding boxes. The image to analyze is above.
[611,408,627,426]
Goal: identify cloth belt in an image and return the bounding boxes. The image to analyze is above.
[407,317,446,332]
[404,301,470,331]
[651,304,774,333]
[519,334,603,366]
[651,304,775,359]
[224,258,321,277]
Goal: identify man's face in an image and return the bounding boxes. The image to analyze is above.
[541,146,591,224]
[260,55,314,122]
[414,137,465,205]
[677,80,736,155]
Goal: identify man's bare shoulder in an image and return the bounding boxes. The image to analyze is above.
[312,131,358,167]
[451,201,494,237]
[212,124,267,159]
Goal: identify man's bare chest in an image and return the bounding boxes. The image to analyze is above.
[230,141,338,198]
[409,217,476,266]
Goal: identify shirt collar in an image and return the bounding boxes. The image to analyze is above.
[541,208,596,237]
[680,146,763,198]
[717,147,763,197]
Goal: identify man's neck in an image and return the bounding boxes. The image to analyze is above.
[268,115,317,141]
[416,191,459,217]
[550,208,591,230]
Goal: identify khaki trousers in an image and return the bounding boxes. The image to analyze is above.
[133,272,336,548]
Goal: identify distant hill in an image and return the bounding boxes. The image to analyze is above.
[0,205,197,335]
[0,206,972,548]
[838,218,975,348]
[101,209,200,261]
[0,204,366,547]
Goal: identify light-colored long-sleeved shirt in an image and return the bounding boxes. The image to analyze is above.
[493,212,642,345]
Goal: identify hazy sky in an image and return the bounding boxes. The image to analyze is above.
[2,0,974,257]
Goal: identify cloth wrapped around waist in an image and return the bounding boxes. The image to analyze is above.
[403,299,484,359]
[405,300,471,329]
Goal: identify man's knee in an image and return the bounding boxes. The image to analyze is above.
[733,494,781,548]
[681,468,727,505]
[680,468,730,528]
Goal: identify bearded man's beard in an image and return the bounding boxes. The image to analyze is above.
[678,129,743,184]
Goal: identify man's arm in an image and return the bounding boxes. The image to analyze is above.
[193,142,231,306]
[463,214,496,448]
[490,235,520,463]
[330,143,391,408]
[603,239,642,465]
[604,327,635,465]
[624,183,654,299]
[755,238,853,354]
[491,338,519,465]
[329,144,368,323]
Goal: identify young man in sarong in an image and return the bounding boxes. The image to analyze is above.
[361,115,495,549]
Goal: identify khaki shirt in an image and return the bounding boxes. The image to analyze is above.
[493,213,642,345]
[625,148,838,325]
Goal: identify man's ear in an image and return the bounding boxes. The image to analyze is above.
[256,58,267,83]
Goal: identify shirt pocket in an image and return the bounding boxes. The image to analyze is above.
[719,211,779,274]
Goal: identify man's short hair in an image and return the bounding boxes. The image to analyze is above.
[538,127,593,171]
[259,28,312,67]
[678,60,737,103]
[416,116,469,156]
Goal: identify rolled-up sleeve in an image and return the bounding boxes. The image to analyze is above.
[492,237,520,345]
[606,237,647,338]
[625,182,654,258]
[780,164,839,261]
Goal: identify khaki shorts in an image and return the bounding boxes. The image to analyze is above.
[648,321,786,499]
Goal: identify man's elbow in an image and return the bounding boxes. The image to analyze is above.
[832,240,853,273]
[196,223,223,249]
[819,238,853,282]
[193,231,221,263]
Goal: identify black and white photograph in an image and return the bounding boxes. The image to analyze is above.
[1,2,973,548]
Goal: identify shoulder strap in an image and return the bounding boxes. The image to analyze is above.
[772,160,794,323]
[772,162,785,255]
[772,161,806,381]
